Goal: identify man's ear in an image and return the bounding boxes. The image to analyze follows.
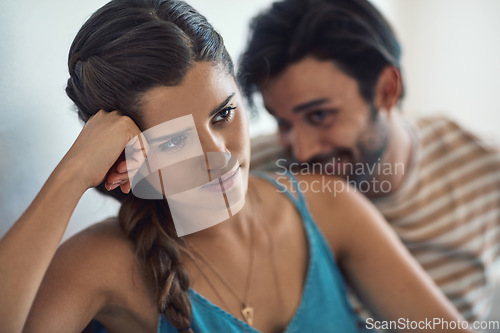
[374,66,402,112]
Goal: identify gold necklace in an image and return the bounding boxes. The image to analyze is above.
[188,214,256,325]
[260,215,287,330]
[186,182,288,330]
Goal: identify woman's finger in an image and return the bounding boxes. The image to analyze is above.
[120,180,131,194]
[106,170,129,186]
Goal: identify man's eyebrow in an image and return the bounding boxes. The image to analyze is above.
[292,98,330,114]
[147,127,193,144]
[209,93,236,117]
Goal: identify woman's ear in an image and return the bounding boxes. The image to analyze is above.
[374,66,402,112]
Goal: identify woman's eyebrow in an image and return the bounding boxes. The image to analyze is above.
[209,93,235,117]
[148,127,193,144]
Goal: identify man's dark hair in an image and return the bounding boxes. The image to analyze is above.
[238,0,403,108]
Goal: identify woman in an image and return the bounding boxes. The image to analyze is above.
[0,0,468,332]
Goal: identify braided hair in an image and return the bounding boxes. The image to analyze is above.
[66,0,234,330]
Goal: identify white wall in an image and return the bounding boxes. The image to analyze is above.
[391,0,500,138]
[0,0,116,241]
[0,0,277,241]
[1,0,499,241]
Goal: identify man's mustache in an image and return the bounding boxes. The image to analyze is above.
[294,148,354,166]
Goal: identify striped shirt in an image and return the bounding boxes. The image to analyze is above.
[250,116,500,322]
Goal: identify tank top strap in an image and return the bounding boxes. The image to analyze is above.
[250,171,363,332]
[250,171,317,230]
[250,171,304,207]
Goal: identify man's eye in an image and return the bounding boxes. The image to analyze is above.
[159,134,188,153]
[306,110,336,126]
[212,106,236,124]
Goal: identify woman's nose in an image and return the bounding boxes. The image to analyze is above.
[197,131,229,171]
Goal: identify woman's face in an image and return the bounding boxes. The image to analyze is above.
[135,61,250,203]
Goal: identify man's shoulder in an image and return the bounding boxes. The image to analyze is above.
[413,115,500,156]
[413,115,467,138]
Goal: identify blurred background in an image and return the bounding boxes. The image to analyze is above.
[1,0,500,320]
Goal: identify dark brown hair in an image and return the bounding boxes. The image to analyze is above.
[238,0,403,109]
[66,0,234,331]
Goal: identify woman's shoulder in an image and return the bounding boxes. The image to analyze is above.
[68,218,133,251]
[289,173,379,255]
[48,219,157,329]
[58,218,136,274]
[250,171,351,207]
[25,218,157,332]
[59,218,155,302]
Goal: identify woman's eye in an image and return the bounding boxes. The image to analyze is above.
[158,134,188,153]
[212,106,236,124]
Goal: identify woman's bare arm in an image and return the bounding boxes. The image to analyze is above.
[0,111,140,332]
[303,175,470,332]
[23,220,157,333]
[0,161,87,332]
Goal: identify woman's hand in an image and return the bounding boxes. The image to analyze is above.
[60,110,142,192]
[0,109,143,333]
[104,132,149,194]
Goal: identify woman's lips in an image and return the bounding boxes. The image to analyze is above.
[201,165,241,193]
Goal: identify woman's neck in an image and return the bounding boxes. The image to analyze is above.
[181,183,256,245]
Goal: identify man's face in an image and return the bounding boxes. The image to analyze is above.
[260,56,389,182]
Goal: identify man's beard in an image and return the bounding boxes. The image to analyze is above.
[299,108,390,187]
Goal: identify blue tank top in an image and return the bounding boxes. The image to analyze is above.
[92,172,364,332]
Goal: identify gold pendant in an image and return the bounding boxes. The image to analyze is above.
[241,305,254,326]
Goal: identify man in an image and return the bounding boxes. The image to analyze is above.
[238,0,500,323]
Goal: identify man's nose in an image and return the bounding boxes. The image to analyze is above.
[291,127,325,163]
